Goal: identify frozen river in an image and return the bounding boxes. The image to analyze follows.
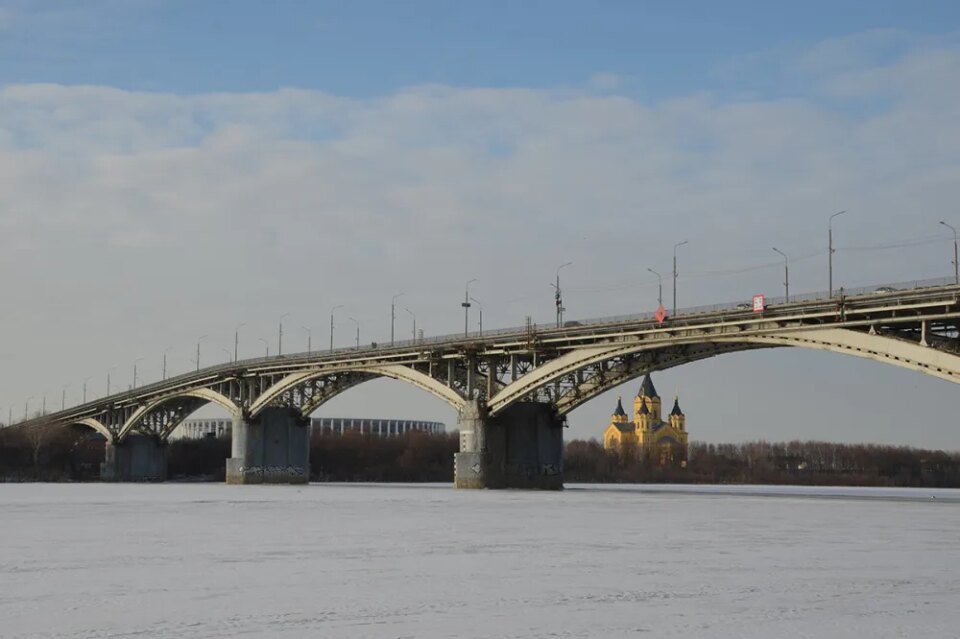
[1,483,958,638]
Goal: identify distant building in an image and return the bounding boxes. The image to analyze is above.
[602,373,688,464]
[171,417,445,440]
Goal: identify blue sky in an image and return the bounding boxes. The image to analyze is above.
[2,1,958,97]
[2,1,960,447]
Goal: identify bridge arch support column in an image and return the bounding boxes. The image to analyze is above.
[226,406,310,485]
[101,435,167,482]
[454,400,564,490]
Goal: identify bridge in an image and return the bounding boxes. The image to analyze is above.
[16,277,960,488]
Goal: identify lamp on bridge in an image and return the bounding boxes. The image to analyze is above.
[301,325,312,355]
[194,335,208,372]
[470,297,484,336]
[278,312,291,356]
[132,357,144,389]
[552,262,572,328]
[647,268,663,307]
[829,210,847,297]
[403,307,417,343]
[391,293,405,346]
[672,241,688,316]
[162,347,173,381]
[349,317,360,349]
[330,305,344,352]
[940,221,959,286]
[772,247,789,302]
[462,279,477,337]
[233,324,245,363]
[258,337,269,358]
[106,365,117,397]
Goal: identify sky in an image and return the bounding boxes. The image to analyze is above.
[2,1,960,448]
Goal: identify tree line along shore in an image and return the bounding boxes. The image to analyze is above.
[0,425,958,487]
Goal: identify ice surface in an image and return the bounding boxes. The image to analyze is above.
[1,483,958,638]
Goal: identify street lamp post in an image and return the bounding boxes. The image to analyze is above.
[552,262,573,328]
[403,307,416,343]
[106,366,117,396]
[462,279,477,337]
[470,297,483,336]
[772,247,789,302]
[647,268,663,306]
[672,241,688,316]
[195,335,208,372]
[330,305,344,352]
[940,221,959,285]
[61,385,70,411]
[162,347,173,380]
[349,317,360,349]
[234,323,246,363]
[301,326,312,355]
[829,210,847,297]
[42,393,47,415]
[83,376,93,403]
[24,396,33,421]
[278,313,290,356]
[258,338,270,357]
[391,293,404,346]
[221,348,232,363]
[133,357,144,389]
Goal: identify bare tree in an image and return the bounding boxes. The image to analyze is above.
[23,419,60,476]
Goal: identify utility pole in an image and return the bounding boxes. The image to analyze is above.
[672,240,688,316]
[462,279,477,337]
[773,247,789,302]
[391,293,404,346]
[940,221,959,285]
[829,210,846,297]
[647,268,663,306]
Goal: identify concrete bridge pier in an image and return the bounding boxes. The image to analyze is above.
[455,400,564,490]
[226,406,310,484]
[101,435,167,482]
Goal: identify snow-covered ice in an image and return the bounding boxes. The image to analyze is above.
[1,483,958,638]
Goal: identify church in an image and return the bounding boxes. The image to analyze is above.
[602,373,688,464]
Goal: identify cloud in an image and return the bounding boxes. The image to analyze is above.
[2,32,960,445]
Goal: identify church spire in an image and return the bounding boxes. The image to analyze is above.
[639,372,658,398]
[670,396,683,416]
[613,397,626,417]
